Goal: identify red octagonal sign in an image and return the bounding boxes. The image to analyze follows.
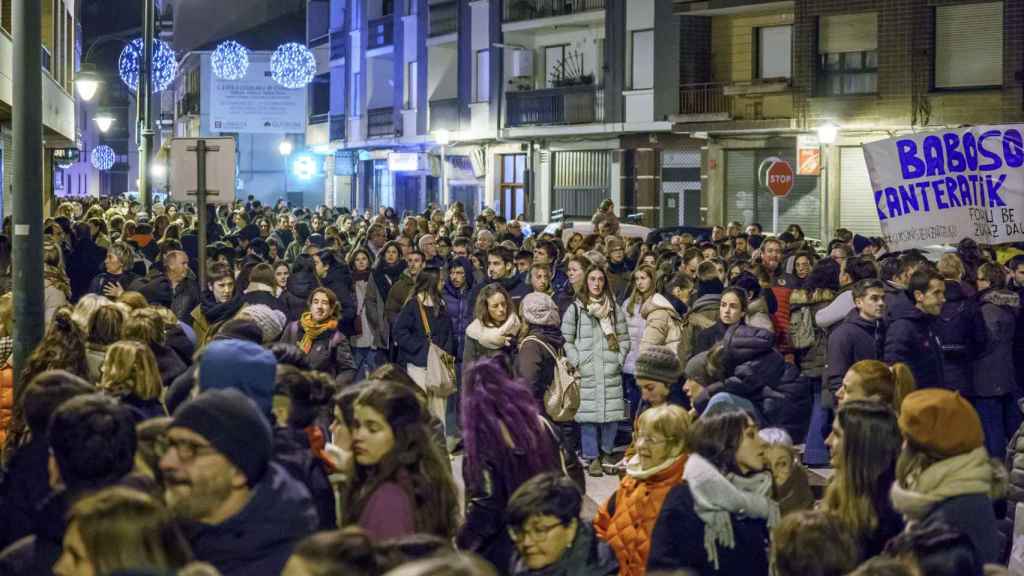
[767,159,794,198]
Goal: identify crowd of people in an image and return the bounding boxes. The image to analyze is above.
[0,194,1021,575]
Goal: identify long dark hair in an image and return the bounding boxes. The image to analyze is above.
[824,400,901,539]
[461,358,559,495]
[341,381,459,538]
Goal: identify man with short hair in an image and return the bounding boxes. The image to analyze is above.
[826,278,887,397]
[364,224,387,260]
[135,249,201,322]
[814,255,880,330]
[885,269,946,389]
[385,249,425,324]
[160,389,317,575]
[759,237,785,282]
[885,252,929,322]
[452,237,471,260]
[470,246,530,309]
[515,250,533,275]
[532,239,570,295]
[418,234,444,268]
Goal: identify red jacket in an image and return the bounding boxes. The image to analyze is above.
[0,363,12,448]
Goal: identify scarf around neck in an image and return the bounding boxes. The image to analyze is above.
[299,312,338,353]
[889,447,997,521]
[584,296,619,352]
[466,313,521,350]
[625,450,686,481]
[683,453,779,571]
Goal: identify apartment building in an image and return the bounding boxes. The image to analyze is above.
[0,0,78,214]
[672,0,1024,240]
[311,0,687,224]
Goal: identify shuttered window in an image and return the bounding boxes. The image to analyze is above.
[552,151,610,219]
[725,149,821,239]
[758,25,792,80]
[819,13,877,54]
[817,13,877,96]
[840,147,882,237]
[935,2,1003,89]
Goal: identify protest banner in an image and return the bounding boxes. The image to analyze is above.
[862,125,1024,251]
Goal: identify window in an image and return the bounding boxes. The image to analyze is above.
[757,25,791,79]
[476,49,490,102]
[935,2,1003,89]
[352,72,361,116]
[544,45,566,88]
[631,30,653,89]
[404,61,417,109]
[500,154,527,220]
[817,13,878,95]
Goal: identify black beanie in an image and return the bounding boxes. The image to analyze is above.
[697,277,724,298]
[171,389,272,486]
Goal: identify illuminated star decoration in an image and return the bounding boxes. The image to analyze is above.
[212,40,250,80]
[119,38,178,93]
[91,145,116,171]
[271,42,316,89]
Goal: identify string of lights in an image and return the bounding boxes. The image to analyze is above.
[271,42,316,89]
[90,145,116,171]
[118,37,178,93]
[212,40,250,81]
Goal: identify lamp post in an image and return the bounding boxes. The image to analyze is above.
[434,129,451,206]
[817,121,839,243]
[279,139,294,195]
[137,0,156,213]
[94,109,116,133]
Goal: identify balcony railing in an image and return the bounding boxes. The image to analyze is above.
[503,0,606,23]
[679,82,732,116]
[330,30,347,60]
[429,98,460,132]
[309,113,328,125]
[368,107,396,138]
[330,114,347,141]
[506,84,603,127]
[429,1,458,36]
[368,16,394,49]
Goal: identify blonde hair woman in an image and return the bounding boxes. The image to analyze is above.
[100,340,167,421]
[54,487,194,576]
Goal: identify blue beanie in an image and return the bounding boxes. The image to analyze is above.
[171,389,272,486]
[199,339,277,418]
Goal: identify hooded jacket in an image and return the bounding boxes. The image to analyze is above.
[184,463,317,576]
[826,309,884,394]
[641,294,686,354]
[934,281,986,395]
[973,288,1021,397]
[884,304,945,390]
[280,268,321,323]
[442,257,477,360]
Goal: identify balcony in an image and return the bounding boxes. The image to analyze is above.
[506,84,603,127]
[368,107,396,138]
[676,82,733,121]
[330,29,346,60]
[368,17,394,50]
[330,114,346,141]
[429,1,458,37]
[429,99,460,132]
[503,0,605,23]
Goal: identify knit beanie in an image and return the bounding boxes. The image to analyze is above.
[199,339,277,418]
[684,351,712,386]
[697,277,724,298]
[899,389,984,458]
[237,304,287,343]
[521,292,561,327]
[171,389,272,486]
[634,346,681,385]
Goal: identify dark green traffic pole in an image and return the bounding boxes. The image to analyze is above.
[138,0,154,212]
[12,0,44,397]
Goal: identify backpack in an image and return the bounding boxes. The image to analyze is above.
[520,335,581,422]
[789,305,818,350]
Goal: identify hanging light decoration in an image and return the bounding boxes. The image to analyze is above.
[271,42,316,89]
[119,38,178,93]
[212,40,250,80]
[91,145,116,171]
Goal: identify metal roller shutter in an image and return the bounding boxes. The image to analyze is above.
[552,150,611,219]
[840,146,882,237]
[726,149,821,238]
[725,150,757,227]
[935,2,1003,89]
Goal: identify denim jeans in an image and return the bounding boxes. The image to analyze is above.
[972,395,1023,460]
[622,373,641,420]
[803,379,833,466]
[446,363,463,441]
[580,422,618,461]
[352,347,378,383]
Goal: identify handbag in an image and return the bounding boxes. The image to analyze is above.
[418,301,457,397]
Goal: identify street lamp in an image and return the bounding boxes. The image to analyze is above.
[816,121,839,243]
[93,110,115,133]
[433,130,451,206]
[817,121,839,145]
[75,63,101,101]
[279,139,293,194]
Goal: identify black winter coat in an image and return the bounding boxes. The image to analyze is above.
[280,269,320,322]
[182,463,317,576]
[515,325,566,407]
[321,266,358,336]
[884,305,944,389]
[152,342,188,388]
[0,437,49,549]
[67,237,106,301]
[933,281,986,395]
[280,322,356,385]
[973,288,1021,397]
[826,309,884,393]
[273,427,336,530]
[392,298,454,368]
[87,270,138,296]
[923,494,1002,565]
[648,483,769,576]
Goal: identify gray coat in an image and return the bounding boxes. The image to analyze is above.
[562,300,630,424]
[354,277,387,350]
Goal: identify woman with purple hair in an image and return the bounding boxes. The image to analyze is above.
[457,356,564,569]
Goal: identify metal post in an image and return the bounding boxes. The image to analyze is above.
[138,0,155,212]
[821,145,830,244]
[188,139,220,289]
[440,144,449,206]
[12,0,44,397]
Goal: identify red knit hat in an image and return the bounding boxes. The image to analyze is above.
[898,389,984,458]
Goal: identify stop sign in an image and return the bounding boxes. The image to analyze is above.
[766,159,794,198]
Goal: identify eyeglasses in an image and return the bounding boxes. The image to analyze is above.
[155,436,218,463]
[509,520,565,543]
[635,435,668,447]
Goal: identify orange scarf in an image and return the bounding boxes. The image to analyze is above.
[299,312,337,353]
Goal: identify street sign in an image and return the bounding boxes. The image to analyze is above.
[766,159,794,198]
[169,137,237,205]
[798,147,821,175]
